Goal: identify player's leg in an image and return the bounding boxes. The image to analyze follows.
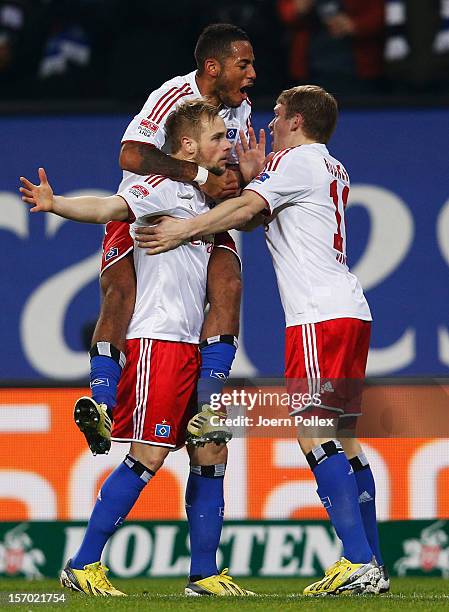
[63,337,193,596]
[287,322,378,595]
[188,237,241,445]
[337,318,387,590]
[299,433,377,596]
[184,442,254,596]
[75,223,136,455]
[61,442,169,596]
[185,443,227,583]
[339,434,389,592]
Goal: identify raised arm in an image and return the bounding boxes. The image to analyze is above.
[19,168,128,224]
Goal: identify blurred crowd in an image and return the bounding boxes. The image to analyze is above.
[1,0,448,103]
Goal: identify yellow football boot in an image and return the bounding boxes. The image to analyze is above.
[185,568,255,596]
[74,396,112,455]
[186,405,232,446]
[60,560,125,596]
[303,557,381,596]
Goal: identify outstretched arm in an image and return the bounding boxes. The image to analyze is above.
[135,189,267,254]
[19,168,128,224]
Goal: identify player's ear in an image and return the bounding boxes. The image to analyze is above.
[204,58,221,78]
[180,135,197,156]
[292,113,304,132]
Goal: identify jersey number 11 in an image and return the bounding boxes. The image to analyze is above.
[329,179,349,254]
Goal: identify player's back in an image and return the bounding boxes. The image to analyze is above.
[250,143,371,326]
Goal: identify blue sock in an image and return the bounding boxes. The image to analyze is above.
[307,441,373,564]
[89,342,126,412]
[197,336,237,409]
[71,455,153,569]
[185,464,225,580]
[350,453,384,566]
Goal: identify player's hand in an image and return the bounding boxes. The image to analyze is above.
[201,169,240,200]
[19,168,54,212]
[134,217,191,254]
[236,128,266,184]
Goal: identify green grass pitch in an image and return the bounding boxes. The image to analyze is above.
[0,577,448,611]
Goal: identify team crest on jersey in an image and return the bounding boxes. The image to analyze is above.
[254,172,270,183]
[226,128,238,141]
[155,422,171,438]
[105,247,119,262]
[129,185,150,199]
[138,118,159,137]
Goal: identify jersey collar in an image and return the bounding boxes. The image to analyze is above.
[187,70,202,97]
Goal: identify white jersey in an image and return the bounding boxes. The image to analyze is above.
[119,70,252,192]
[244,143,371,327]
[118,177,213,343]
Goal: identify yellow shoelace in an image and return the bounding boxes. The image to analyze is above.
[85,563,115,591]
[216,569,246,593]
[323,559,343,577]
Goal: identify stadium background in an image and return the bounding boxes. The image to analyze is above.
[1,0,449,581]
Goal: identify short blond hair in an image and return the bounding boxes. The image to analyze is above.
[277,85,338,143]
[165,99,221,153]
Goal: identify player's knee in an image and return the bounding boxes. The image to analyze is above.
[297,436,334,456]
[129,443,168,473]
[208,274,242,313]
[99,282,135,324]
[102,280,134,305]
[339,436,362,459]
[100,257,136,310]
[189,442,228,465]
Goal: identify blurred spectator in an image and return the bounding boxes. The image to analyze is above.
[278,0,385,95]
[385,0,449,93]
[33,0,121,98]
[0,0,50,98]
[203,1,288,96]
[106,0,206,101]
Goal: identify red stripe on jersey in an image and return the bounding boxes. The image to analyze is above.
[144,174,165,185]
[265,152,279,171]
[150,83,192,123]
[154,90,193,124]
[144,174,167,188]
[272,148,293,171]
[151,176,167,188]
[148,87,178,121]
[148,83,192,122]
[266,148,292,172]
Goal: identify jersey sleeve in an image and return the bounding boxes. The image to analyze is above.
[117,180,174,224]
[243,149,312,213]
[121,81,194,150]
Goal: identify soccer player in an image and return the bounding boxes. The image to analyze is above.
[19,100,254,597]
[76,23,257,456]
[136,85,388,596]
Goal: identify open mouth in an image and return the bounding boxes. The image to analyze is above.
[239,84,253,98]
